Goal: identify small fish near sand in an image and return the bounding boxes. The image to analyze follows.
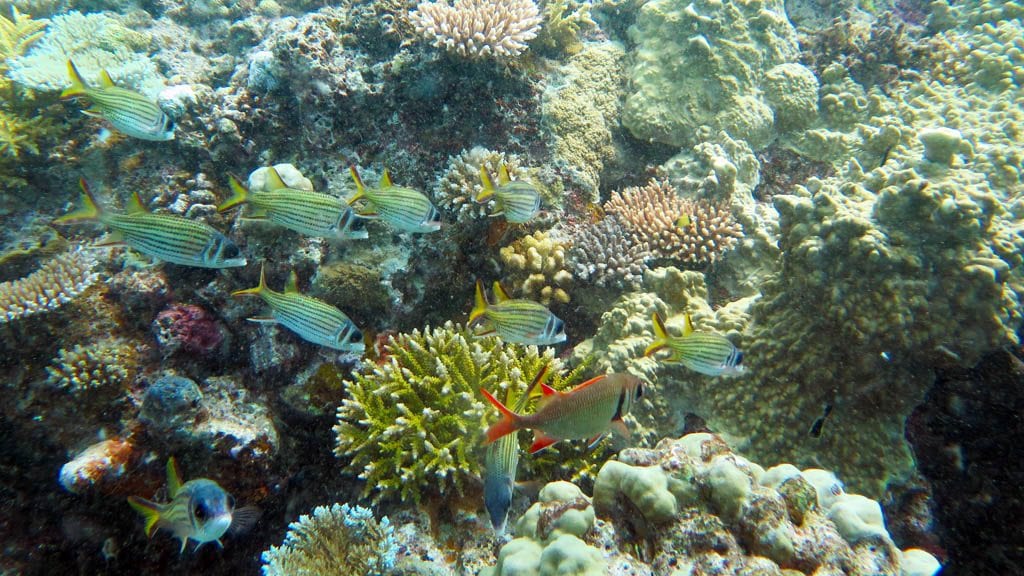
[644,312,744,377]
[232,264,365,353]
[218,168,367,240]
[348,166,441,233]
[483,364,548,533]
[61,59,175,141]
[54,179,247,269]
[481,370,644,454]
[469,280,566,346]
[476,164,542,224]
[128,458,259,553]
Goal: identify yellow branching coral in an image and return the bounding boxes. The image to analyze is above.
[0,7,49,159]
[499,231,572,305]
[0,249,98,323]
[46,338,138,397]
[531,0,594,57]
[334,322,586,504]
[0,7,47,69]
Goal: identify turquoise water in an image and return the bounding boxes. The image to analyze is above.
[1,0,1020,573]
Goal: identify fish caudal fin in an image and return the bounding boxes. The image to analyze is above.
[127,496,164,538]
[476,166,496,203]
[644,312,670,357]
[348,166,366,205]
[54,179,102,224]
[469,280,489,325]
[219,174,250,212]
[480,386,521,445]
[232,263,267,298]
[61,59,87,99]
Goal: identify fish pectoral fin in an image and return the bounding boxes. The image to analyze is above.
[586,433,607,451]
[81,109,103,118]
[472,323,496,337]
[610,419,631,439]
[539,382,557,397]
[528,433,558,454]
[179,537,190,554]
[93,231,126,247]
[487,211,505,218]
[247,315,278,324]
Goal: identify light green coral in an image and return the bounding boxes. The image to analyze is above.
[8,11,163,96]
[530,0,594,57]
[622,0,800,149]
[0,7,52,160]
[541,41,625,199]
[333,322,595,503]
[0,248,98,323]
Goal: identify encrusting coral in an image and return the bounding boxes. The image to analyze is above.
[261,503,399,576]
[409,0,542,59]
[0,248,98,323]
[498,231,572,305]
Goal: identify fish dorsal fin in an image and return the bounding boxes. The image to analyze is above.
[348,166,367,204]
[498,164,512,185]
[567,374,606,394]
[284,270,300,293]
[380,169,393,189]
[166,457,183,498]
[523,364,550,399]
[126,192,149,214]
[265,167,288,191]
[99,69,116,88]
[683,314,695,337]
[540,382,557,396]
[491,281,512,303]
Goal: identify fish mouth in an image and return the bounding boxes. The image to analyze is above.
[199,515,233,542]
[221,256,248,268]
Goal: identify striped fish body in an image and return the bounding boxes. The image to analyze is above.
[493,181,541,224]
[102,212,245,268]
[483,300,566,345]
[360,185,441,233]
[250,190,365,240]
[259,289,364,351]
[523,374,639,441]
[83,85,175,141]
[664,333,744,376]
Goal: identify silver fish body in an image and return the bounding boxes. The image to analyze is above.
[103,212,246,268]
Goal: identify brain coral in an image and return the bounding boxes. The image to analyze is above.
[622,0,800,149]
[410,0,542,59]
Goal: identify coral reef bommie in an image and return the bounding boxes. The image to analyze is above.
[409,0,542,59]
[0,248,98,323]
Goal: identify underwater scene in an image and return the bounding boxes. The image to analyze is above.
[1,0,1022,573]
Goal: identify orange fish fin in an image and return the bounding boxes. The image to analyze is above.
[644,312,670,357]
[540,382,557,396]
[99,69,116,88]
[481,387,520,444]
[61,59,88,99]
[476,166,495,202]
[529,433,558,454]
[348,166,367,204]
[683,314,695,337]
[498,164,512,185]
[567,374,606,393]
[469,280,489,325]
[126,192,149,215]
[265,166,288,191]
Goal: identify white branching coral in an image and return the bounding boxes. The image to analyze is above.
[0,248,97,323]
[410,0,543,59]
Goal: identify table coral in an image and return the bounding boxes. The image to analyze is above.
[0,248,97,323]
[622,0,800,149]
[499,231,572,305]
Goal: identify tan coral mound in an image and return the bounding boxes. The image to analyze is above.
[0,248,98,323]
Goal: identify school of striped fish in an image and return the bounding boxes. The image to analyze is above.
[54,56,747,545]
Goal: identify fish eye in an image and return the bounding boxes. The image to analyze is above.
[349,329,363,342]
[164,117,176,132]
[635,383,645,399]
[223,242,241,259]
[193,504,206,520]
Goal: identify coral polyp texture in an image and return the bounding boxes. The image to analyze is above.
[333,322,557,503]
[0,248,98,323]
[499,231,572,305]
[409,0,542,59]
[566,217,649,290]
[261,503,399,576]
[435,146,522,222]
[605,179,743,267]
[45,338,137,397]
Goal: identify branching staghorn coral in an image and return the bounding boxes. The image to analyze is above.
[0,7,51,159]
[0,248,98,323]
[606,179,743,266]
[46,338,137,397]
[261,503,399,576]
[530,0,594,57]
[566,217,649,291]
[435,146,522,222]
[499,231,572,305]
[334,322,589,503]
[409,0,542,59]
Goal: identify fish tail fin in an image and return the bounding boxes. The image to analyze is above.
[476,166,496,203]
[218,174,250,212]
[644,312,670,357]
[165,457,183,498]
[54,179,102,224]
[348,166,366,205]
[469,280,489,325]
[127,496,164,538]
[61,59,88,99]
[232,263,267,297]
[480,386,521,444]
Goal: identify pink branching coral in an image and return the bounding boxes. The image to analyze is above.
[409,0,542,59]
[605,179,742,265]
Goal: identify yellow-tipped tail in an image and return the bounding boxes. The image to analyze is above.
[644,312,670,357]
[469,280,489,325]
[232,263,267,297]
[166,457,183,498]
[348,166,367,205]
[61,59,88,99]
[127,496,163,538]
[219,174,250,212]
[476,166,496,202]
[53,179,102,224]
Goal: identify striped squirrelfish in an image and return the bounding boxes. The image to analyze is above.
[644,312,744,376]
[476,164,541,224]
[61,59,175,141]
[481,371,644,453]
[54,179,246,269]
[469,280,566,346]
[127,458,259,553]
[348,167,441,233]
[232,264,365,353]
[483,364,548,533]
[218,168,367,240]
